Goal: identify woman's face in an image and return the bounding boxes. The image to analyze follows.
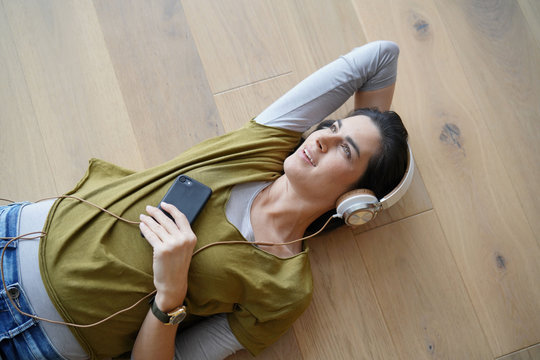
[284,115,382,207]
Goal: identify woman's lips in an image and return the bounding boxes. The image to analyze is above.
[301,148,316,167]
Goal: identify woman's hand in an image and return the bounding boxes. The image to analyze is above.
[139,202,197,311]
[133,203,196,360]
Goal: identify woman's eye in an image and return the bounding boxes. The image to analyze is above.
[330,124,338,133]
[341,144,351,159]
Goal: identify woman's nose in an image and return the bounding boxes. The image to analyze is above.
[317,133,338,152]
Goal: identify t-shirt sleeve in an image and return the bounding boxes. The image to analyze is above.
[227,298,310,356]
[174,314,243,360]
[255,40,399,133]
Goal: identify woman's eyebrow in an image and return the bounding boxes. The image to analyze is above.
[346,136,360,157]
[336,119,360,157]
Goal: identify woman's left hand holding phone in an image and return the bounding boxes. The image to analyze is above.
[133,202,197,359]
[139,202,196,310]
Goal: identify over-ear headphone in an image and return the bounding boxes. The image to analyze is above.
[335,143,415,226]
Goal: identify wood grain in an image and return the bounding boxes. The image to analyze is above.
[518,0,540,49]
[295,226,399,359]
[0,2,57,200]
[276,0,367,80]
[226,328,302,360]
[214,73,297,132]
[3,0,142,193]
[93,0,223,168]
[498,343,540,360]
[353,0,540,356]
[181,0,291,95]
[435,0,540,246]
[357,210,492,359]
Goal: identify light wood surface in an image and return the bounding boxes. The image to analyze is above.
[353,0,540,356]
[93,0,223,168]
[518,0,540,49]
[295,226,399,360]
[3,0,143,193]
[357,210,492,359]
[0,4,56,200]
[181,0,291,95]
[1,0,538,359]
[436,0,540,245]
[498,343,540,360]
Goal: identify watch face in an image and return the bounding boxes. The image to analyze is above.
[169,308,187,325]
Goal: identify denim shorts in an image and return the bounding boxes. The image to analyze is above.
[0,202,65,359]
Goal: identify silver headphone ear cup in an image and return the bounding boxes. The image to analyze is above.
[336,189,379,226]
[344,208,375,226]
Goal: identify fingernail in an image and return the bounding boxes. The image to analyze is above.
[146,205,152,211]
[161,201,168,206]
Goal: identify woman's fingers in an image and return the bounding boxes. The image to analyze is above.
[139,220,163,248]
[140,204,196,249]
[139,213,171,244]
[144,205,180,237]
[160,203,194,236]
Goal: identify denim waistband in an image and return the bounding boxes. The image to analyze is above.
[0,202,66,359]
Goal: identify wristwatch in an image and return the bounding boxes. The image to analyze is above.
[149,296,187,325]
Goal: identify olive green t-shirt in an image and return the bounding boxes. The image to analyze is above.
[40,120,313,359]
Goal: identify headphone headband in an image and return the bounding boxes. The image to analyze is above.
[379,142,414,209]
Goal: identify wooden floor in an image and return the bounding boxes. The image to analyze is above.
[1,0,539,359]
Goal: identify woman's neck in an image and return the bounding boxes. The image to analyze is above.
[251,175,330,244]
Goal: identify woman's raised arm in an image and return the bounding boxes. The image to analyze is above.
[255,40,399,132]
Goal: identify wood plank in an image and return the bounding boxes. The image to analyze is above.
[0,2,57,201]
[274,0,368,119]
[181,0,291,94]
[276,0,367,80]
[294,226,398,359]
[214,73,297,132]
[93,0,223,168]
[357,211,492,359]
[352,0,540,356]
[226,328,302,360]
[518,0,540,49]
[497,343,540,360]
[3,0,142,193]
[435,0,540,248]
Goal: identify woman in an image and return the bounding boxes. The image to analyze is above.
[0,40,407,359]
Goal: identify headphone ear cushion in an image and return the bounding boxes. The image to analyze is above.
[336,189,377,208]
[336,189,379,226]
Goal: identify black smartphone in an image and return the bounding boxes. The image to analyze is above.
[157,175,212,224]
